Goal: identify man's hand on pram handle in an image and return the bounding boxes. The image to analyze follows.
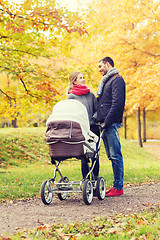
[100,122,106,130]
[90,122,101,136]
[90,117,96,126]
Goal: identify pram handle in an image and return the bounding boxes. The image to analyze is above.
[90,122,105,135]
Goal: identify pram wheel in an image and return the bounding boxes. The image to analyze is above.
[83,179,93,205]
[41,180,53,205]
[57,177,69,201]
[96,177,106,200]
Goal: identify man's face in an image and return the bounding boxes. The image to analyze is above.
[99,61,109,76]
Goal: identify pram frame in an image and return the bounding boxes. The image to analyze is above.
[41,128,106,205]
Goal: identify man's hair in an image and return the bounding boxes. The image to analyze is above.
[99,57,114,67]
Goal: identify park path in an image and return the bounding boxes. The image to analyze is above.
[0,183,160,234]
[143,140,160,160]
[0,141,160,235]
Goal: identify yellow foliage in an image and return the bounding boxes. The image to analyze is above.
[59,0,160,116]
[1,0,160,122]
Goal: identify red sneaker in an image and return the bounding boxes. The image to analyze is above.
[105,188,123,197]
[105,187,114,195]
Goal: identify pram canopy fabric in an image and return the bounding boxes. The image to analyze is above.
[46,99,95,141]
[45,99,98,157]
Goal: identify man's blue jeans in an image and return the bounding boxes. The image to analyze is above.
[102,123,124,190]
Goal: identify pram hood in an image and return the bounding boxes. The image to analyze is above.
[45,100,99,158]
[46,99,94,141]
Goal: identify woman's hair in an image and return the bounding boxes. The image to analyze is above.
[68,71,81,93]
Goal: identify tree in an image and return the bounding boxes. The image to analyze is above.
[0,0,87,122]
[60,0,160,115]
[1,0,160,128]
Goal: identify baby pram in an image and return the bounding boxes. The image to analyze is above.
[41,99,106,205]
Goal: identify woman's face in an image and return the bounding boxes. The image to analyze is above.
[74,73,85,85]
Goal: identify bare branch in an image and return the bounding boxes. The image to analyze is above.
[0,47,49,58]
[19,77,43,99]
[132,46,160,57]
[0,88,15,101]
[119,39,160,57]
[0,7,82,33]
[0,35,8,39]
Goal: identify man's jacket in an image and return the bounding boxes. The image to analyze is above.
[96,74,126,127]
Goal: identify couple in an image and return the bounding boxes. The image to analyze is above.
[67,56,126,197]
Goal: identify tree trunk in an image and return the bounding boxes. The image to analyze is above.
[12,118,18,128]
[11,103,19,128]
[136,107,143,147]
[143,108,146,142]
[124,116,127,139]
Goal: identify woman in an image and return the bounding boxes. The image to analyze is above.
[67,71,99,179]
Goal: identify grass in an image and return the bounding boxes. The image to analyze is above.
[0,127,160,202]
[0,127,160,239]
[0,127,49,168]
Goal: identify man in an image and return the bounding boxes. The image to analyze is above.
[96,56,126,197]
